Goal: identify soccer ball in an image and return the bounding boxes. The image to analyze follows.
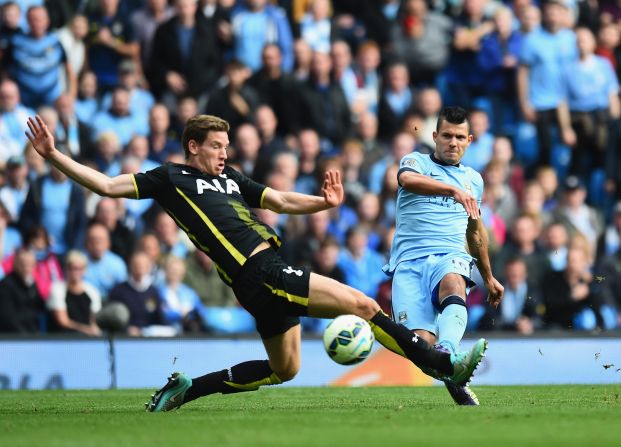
[323,315,375,365]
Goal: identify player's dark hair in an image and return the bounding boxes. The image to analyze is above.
[436,106,470,133]
[182,115,230,158]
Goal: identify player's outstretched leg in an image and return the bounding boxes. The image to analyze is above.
[146,361,283,412]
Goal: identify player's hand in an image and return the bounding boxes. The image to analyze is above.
[25,115,56,159]
[485,277,504,308]
[452,188,479,219]
[322,169,344,208]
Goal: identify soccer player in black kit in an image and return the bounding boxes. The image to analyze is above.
[26,114,487,411]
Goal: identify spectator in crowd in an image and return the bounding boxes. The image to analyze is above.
[280,208,331,267]
[597,241,621,329]
[149,0,220,110]
[356,191,384,250]
[294,128,322,194]
[414,87,442,151]
[125,136,160,173]
[460,108,494,173]
[230,0,294,73]
[23,141,47,181]
[298,0,334,53]
[19,163,86,258]
[108,251,167,336]
[479,256,543,334]
[253,104,286,182]
[542,246,607,330]
[482,159,519,228]
[47,250,102,336]
[92,131,122,176]
[494,213,551,289]
[136,231,165,284]
[553,175,604,256]
[478,6,524,135]
[339,138,366,204]
[521,180,552,228]
[597,201,621,260]
[0,248,43,333]
[205,60,259,137]
[5,5,76,108]
[0,199,22,261]
[543,221,570,272]
[232,123,262,178]
[183,249,237,307]
[368,131,415,195]
[57,13,88,93]
[337,225,385,299]
[595,23,621,82]
[83,222,127,299]
[445,0,494,109]
[0,2,22,57]
[54,93,95,161]
[292,38,313,81]
[91,197,135,263]
[378,62,417,141]
[296,50,351,148]
[535,165,560,212]
[355,111,384,185]
[0,77,34,164]
[157,255,205,333]
[561,27,620,181]
[353,40,381,116]
[147,103,182,164]
[92,86,149,147]
[86,0,139,92]
[153,211,190,259]
[74,70,99,124]
[248,44,298,136]
[389,0,452,86]
[491,136,525,201]
[2,224,63,301]
[330,40,359,111]
[130,0,174,73]
[0,154,29,222]
[101,60,155,130]
[518,0,577,167]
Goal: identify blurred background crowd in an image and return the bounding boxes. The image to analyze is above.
[0,0,621,337]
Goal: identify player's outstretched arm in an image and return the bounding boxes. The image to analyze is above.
[26,115,137,199]
[466,216,504,308]
[399,171,479,219]
[262,170,344,215]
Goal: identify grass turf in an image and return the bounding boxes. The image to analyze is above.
[0,385,619,447]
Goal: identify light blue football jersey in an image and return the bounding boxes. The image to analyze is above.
[385,152,484,275]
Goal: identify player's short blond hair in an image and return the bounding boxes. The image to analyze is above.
[182,115,230,158]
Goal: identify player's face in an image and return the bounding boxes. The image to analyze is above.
[432,121,473,165]
[190,131,229,176]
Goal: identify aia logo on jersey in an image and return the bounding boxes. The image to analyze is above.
[195,178,241,195]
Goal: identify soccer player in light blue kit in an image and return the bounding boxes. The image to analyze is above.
[385,106,504,405]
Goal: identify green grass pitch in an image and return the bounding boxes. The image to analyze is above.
[1,385,619,447]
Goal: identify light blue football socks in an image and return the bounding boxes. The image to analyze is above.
[437,296,468,354]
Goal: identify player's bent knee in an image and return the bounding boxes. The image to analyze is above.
[272,364,300,382]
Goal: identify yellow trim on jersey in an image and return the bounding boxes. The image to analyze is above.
[165,208,211,254]
[215,263,233,285]
[263,283,309,307]
[259,187,269,209]
[368,321,406,358]
[175,187,247,265]
[131,174,139,199]
[229,199,280,246]
[224,372,282,391]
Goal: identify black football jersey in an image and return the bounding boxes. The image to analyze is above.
[132,163,280,284]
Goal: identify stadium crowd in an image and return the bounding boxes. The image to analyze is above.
[0,0,621,336]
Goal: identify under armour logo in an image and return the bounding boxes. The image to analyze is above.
[283,266,303,276]
[412,334,419,343]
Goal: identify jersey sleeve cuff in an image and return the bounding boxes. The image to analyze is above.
[130,173,140,199]
[260,187,269,209]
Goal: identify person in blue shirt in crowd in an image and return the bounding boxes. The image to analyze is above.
[82,222,127,299]
[518,0,578,168]
[385,106,504,405]
[92,86,149,147]
[559,27,620,181]
[5,5,75,108]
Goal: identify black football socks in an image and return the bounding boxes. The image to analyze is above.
[368,311,453,375]
[183,360,282,403]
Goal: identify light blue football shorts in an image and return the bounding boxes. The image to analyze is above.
[390,253,476,334]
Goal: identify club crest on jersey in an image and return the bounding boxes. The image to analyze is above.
[402,158,417,168]
[196,178,240,195]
